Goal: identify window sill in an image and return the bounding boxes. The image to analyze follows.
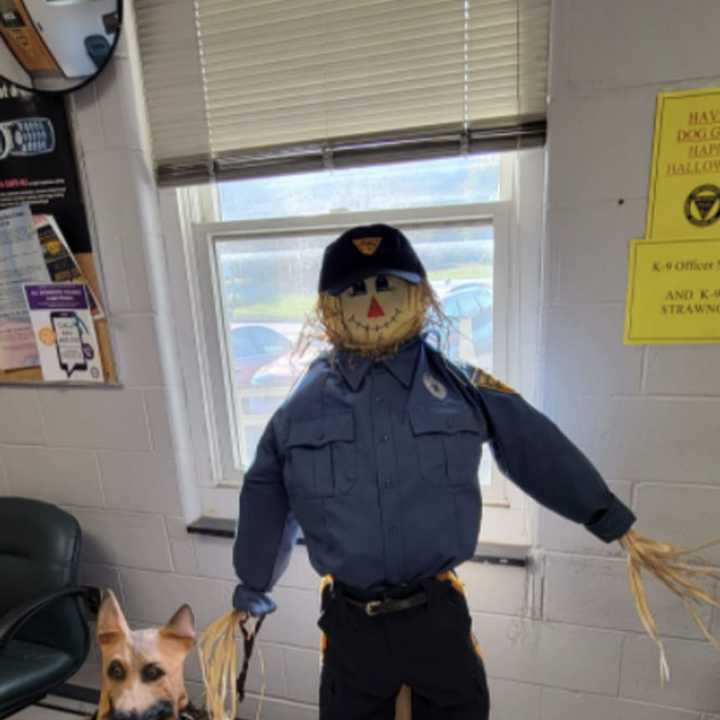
[187,516,530,567]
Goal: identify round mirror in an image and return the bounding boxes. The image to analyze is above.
[0,0,122,94]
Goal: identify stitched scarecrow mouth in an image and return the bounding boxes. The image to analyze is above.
[346,306,403,332]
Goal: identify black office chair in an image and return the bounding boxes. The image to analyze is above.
[0,498,99,719]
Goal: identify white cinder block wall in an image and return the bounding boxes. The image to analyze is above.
[1,2,719,719]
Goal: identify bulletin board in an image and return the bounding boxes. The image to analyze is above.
[0,80,117,384]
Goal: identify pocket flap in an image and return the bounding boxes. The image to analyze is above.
[287,412,355,448]
[409,406,485,437]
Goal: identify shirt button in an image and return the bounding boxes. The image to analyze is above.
[376,396,383,402]
[381,434,389,442]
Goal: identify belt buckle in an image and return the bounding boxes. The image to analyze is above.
[365,599,383,616]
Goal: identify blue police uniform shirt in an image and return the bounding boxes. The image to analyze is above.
[232,335,636,615]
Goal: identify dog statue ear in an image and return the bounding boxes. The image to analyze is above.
[97,589,131,645]
[160,604,196,645]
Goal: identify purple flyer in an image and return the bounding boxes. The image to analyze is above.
[25,283,89,311]
[23,282,101,382]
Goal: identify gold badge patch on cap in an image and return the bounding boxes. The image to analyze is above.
[352,236,382,256]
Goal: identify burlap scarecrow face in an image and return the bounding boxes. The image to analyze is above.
[334,273,425,352]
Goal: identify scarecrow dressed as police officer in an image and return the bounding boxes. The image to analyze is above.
[200,225,720,720]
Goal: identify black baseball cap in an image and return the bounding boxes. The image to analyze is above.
[319,224,426,295]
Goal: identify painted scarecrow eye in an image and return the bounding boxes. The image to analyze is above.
[375,274,391,292]
[349,280,367,297]
[141,663,166,683]
[107,660,126,681]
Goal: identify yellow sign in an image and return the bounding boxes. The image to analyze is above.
[646,88,720,240]
[624,238,720,344]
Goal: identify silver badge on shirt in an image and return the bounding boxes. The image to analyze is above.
[423,372,447,400]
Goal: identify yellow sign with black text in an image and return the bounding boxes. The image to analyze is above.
[646,88,720,240]
[624,238,720,344]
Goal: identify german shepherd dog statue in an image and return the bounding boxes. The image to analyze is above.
[95,591,198,720]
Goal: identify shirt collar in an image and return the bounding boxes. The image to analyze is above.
[336,336,422,391]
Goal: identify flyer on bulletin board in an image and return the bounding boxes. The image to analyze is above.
[646,87,720,240]
[0,204,49,370]
[23,282,102,382]
[624,238,720,344]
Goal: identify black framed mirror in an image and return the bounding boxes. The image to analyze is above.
[0,0,122,94]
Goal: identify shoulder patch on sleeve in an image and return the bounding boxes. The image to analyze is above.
[471,368,517,394]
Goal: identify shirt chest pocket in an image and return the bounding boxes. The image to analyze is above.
[284,413,357,498]
[409,405,486,487]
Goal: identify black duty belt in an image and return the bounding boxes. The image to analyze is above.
[332,580,430,617]
[344,591,428,616]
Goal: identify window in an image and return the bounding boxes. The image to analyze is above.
[165,149,543,553]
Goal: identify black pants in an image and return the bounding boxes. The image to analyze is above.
[318,577,490,719]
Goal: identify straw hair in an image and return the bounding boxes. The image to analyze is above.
[618,529,720,685]
[197,611,266,720]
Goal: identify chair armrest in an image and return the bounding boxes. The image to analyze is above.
[0,586,101,650]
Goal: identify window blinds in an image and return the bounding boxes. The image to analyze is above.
[135,0,549,186]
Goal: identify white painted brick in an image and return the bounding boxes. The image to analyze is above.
[71,507,172,571]
[98,450,182,514]
[94,57,145,152]
[634,484,720,565]
[563,0,720,94]
[544,304,643,397]
[192,538,318,587]
[120,568,234,629]
[165,515,199,576]
[458,562,528,617]
[487,678,541,720]
[646,347,720,396]
[38,388,151,450]
[284,647,321,704]
[83,149,154,313]
[70,658,102,691]
[548,200,646,304]
[541,686,700,720]
[548,396,720,484]
[233,693,318,720]
[193,534,235,580]
[1,446,103,507]
[543,554,712,640]
[620,635,720,712]
[262,587,322,650]
[243,642,288,699]
[144,389,174,453]
[538,482,632,557]
[93,230,132,315]
[184,681,205,709]
[72,82,105,154]
[546,92,655,210]
[79,562,124,605]
[472,614,623,694]
[112,315,164,387]
[0,389,44,445]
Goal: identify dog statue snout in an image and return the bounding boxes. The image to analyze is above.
[110,700,174,720]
